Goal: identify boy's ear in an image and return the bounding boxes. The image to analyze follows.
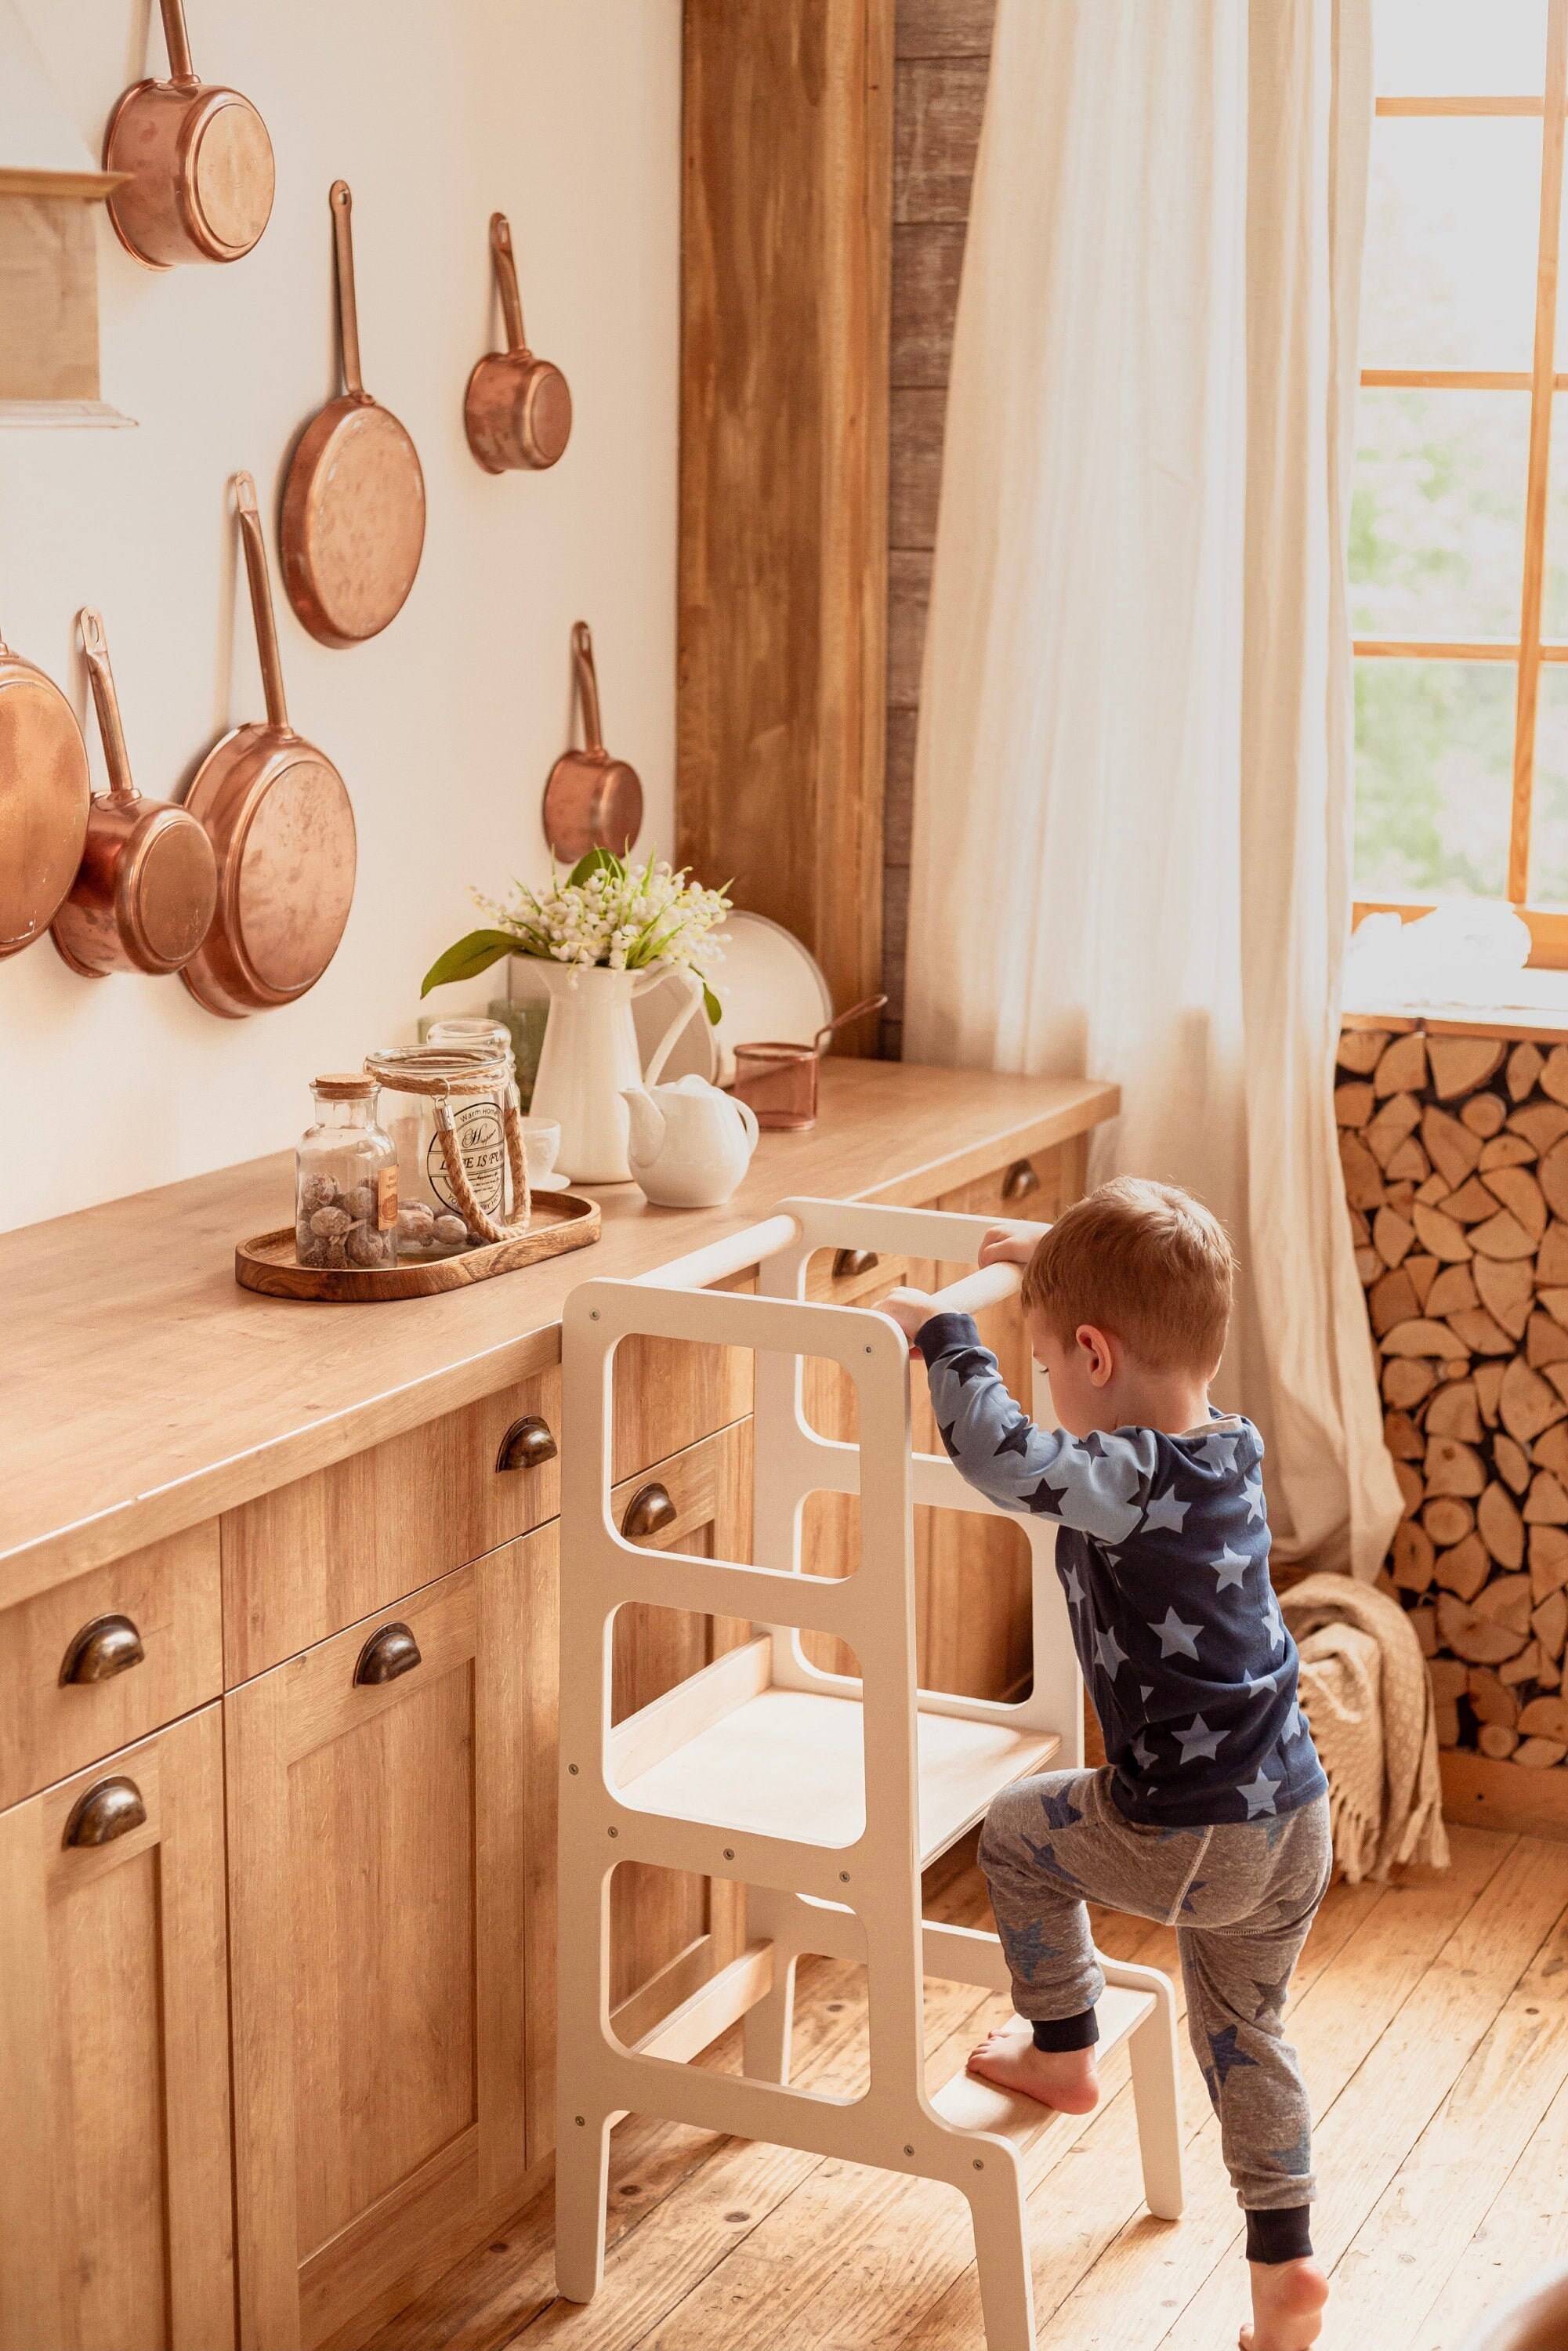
[1075,1324,1116,1389]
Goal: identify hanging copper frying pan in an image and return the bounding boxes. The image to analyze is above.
[465,213,573,473]
[281,182,425,647]
[541,622,643,861]
[103,0,274,270]
[0,627,90,959]
[51,612,217,979]
[182,474,357,1019]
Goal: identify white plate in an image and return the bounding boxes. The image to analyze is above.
[528,1171,572,1192]
[704,911,833,1085]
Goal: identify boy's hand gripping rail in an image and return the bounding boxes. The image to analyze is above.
[911,1258,1027,1321]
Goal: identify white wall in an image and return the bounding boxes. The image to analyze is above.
[0,0,682,1231]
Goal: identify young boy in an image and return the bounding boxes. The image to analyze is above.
[884,1178,1331,2351]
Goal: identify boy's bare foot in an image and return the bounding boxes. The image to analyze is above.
[1239,2257,1328,2351]
[965,2016,1099,2114]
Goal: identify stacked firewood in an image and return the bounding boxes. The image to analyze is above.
[1338,1024,1568,1769]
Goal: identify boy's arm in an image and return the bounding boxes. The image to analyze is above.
[916,1310,1157,1543]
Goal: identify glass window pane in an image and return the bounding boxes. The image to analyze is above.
[1362,119,1541,370]
[1539,395,1568,639]
[1354,659,1515,899]
[1351,389,1527,639]
[1530,667,1568,902]
[1374,0,1547,96]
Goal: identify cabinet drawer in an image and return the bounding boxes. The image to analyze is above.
[937,1139,1080,1230]
[222,1365,562,1682]
[0,1521,221,1811]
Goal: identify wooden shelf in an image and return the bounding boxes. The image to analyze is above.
[929,1983,1154,2145]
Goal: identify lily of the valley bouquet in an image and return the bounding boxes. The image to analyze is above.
[422,849,731,1022]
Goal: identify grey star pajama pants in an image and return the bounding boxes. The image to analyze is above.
[979,1766,1332,2212]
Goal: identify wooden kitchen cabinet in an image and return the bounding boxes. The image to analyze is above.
[0,1706,235,2351]
[224,1552,529,2351]
[519,1418,755,2168]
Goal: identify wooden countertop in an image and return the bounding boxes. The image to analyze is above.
[1,1060,1117,1606]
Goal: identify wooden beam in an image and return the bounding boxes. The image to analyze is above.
[678,0,893,1032]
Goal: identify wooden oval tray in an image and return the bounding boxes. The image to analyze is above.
[235,1190,600,1301]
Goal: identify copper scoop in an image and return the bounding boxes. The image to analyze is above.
[50,610,218,979]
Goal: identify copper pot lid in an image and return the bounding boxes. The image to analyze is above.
[541,621,643,861]
[0,629,90,958]
[281,183,425,647]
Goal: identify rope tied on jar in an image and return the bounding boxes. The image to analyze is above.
[362,1045,531,1244]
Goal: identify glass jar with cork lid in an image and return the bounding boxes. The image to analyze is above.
[364,1041,529,1258]
[295,1074,400,1270]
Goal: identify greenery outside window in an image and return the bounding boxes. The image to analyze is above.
[1353,0,1568,963]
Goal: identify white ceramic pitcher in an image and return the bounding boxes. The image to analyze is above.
[528,962,701,1183]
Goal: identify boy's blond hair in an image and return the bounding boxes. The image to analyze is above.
[1020,1177,1235,1375]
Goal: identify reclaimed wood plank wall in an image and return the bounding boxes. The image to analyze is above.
[882,0,996,1056]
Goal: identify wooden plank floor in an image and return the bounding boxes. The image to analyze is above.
[361,1828,1568,2351]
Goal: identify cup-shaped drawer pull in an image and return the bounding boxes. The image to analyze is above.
[496,1415,558,1473]
[1001,1160,1040,1201]
[832,1248,878,1279]
[59,1612,146,1686]
[621,1482,678,1542]
[353,1622,422,1686]
[62,1774,147,1849]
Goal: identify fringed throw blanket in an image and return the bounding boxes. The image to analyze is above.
[1280,1572,1450,1882]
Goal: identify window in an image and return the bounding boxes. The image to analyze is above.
[1352,0,1568,960]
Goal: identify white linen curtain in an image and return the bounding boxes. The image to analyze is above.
[904,0,1402,1579]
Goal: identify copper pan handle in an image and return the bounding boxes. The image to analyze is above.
[232,475,291,733]
[490,213,527,354]
[331,181,364,399]
[158,0,197,85]
[572,622,605,755]
[78,610,137,807]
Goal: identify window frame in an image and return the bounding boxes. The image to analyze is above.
[1352,2,1568,962]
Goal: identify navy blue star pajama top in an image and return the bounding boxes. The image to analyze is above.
[916,1311,1327,1830]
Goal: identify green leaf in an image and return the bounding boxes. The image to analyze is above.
[703,984,722,1026]
[567,847,625,889]
[419,929,518,997]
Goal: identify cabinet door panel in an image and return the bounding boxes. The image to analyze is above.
[227,1553,526,2351]
[0,1708,235,2351]
[222,1366,560,1683]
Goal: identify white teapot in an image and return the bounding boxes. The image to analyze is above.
[621,1074,759,1208]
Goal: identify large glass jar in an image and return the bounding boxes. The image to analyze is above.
[364,1043,520,1257]
[295,1076,400,1270]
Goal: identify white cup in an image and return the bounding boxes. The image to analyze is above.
[518,1115,563,1190]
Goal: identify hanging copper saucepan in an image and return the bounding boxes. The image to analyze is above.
[50,612,217,980]
[541,622,643,861]
[281,181,426,647]
[464,213,573,473]
[103,0,274,271]
[182,474,357,1019]
[0,626,91,960]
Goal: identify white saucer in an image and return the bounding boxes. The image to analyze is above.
[529,1172,571,1192]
